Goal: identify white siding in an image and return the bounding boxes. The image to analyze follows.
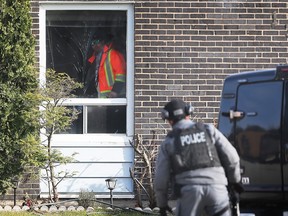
[40,134,134,198]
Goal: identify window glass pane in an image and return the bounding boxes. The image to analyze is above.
[58,106,83,134]
[87,106,126,133]
[46,10,127,98]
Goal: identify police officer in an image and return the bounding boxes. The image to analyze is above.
[154,99,241,216]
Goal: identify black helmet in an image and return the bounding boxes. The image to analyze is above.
[161,99,194,121]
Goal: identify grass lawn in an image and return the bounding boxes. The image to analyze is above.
[0,209,147,215]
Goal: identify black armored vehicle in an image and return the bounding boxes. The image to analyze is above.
[218,65,288,215]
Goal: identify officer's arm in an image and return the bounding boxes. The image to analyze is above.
[210,125,241,183]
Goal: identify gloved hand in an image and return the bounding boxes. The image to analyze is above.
[228,182,244,204]
[232,182,244,194]
[160,205,173,216]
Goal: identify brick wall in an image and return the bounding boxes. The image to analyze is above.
[1,171,40,204]
[134,0,288,142]
[10,0,288,201]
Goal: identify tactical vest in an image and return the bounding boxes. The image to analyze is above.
[169,122,221,174]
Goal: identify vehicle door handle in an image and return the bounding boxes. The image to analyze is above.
[230,110,244,120]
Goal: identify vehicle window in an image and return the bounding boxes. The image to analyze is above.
[236,81,282,163]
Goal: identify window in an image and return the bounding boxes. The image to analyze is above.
[40,3,134,135]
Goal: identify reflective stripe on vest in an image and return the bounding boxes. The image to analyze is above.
[104,51,114,87]
[115,74,125,82]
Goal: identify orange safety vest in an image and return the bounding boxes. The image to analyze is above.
[88,43,126,98]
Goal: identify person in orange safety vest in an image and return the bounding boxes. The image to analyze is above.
[84,32,126,98]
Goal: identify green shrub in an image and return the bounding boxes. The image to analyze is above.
[0,0,45,193]
[77,188,95,208]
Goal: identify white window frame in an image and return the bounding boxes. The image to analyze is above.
[39,2,134,136]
